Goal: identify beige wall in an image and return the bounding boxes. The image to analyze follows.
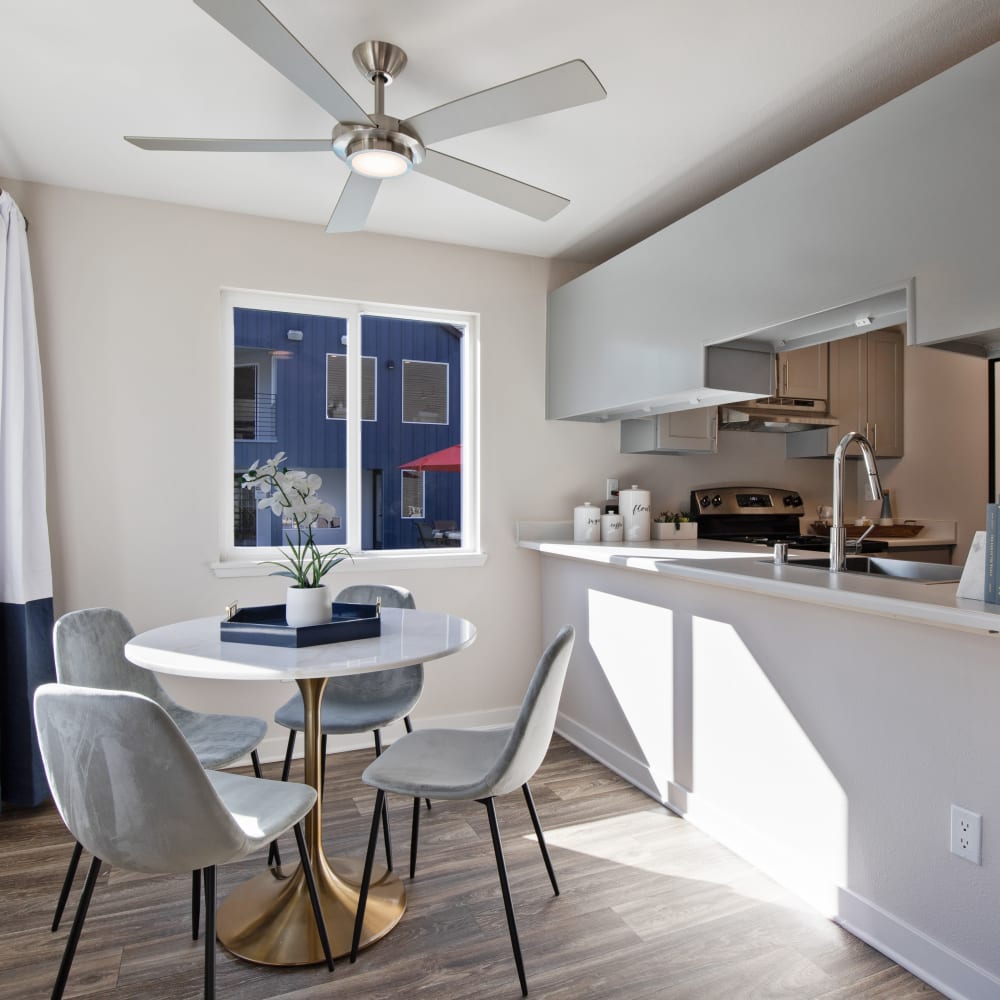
[4,177,600,752]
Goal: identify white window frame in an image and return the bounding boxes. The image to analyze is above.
[214,288,483,575]
[401,359,449,425]
[326,352,377,422]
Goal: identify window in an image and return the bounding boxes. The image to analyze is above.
[327,354,376,421]
[401,470,424,519]
[403,360,448,424]
[223,291,477,564]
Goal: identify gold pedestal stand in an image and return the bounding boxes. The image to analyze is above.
[216,677,406,964]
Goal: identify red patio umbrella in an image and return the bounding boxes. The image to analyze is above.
[399,443,462,472]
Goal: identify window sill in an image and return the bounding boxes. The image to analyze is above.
[211,549,488,578]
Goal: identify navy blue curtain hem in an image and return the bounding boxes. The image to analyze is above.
[1,597,56,807]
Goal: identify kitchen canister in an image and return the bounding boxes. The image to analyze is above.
[619,484,651,541]
[573,502,601,542]
[601,512,624,542]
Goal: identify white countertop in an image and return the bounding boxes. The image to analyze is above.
[516,525,1000,636]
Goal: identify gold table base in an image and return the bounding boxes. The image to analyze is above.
[217,854,405,965]
[216,675,406,966]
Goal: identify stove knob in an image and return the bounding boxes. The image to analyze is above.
[698,495,711,508]
[711,494,723,507]
[790,494,802,506]
[783,494,796,506]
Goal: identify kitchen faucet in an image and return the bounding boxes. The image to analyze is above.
[830,431,883,572]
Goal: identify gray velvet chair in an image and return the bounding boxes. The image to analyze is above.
[51,607,272,931]
[350,625,576,997]
[273,583,429,870]
[34,684,333,1000]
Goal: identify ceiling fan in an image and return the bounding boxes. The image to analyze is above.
[125,0,607,233]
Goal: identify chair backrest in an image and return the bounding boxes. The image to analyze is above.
[483,625,576,797]
[415,522,439,547]
[333,585,423,707]
[53,607,176,710]
[33,685,247,874]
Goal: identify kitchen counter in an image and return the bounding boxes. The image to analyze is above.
[521,520,1000,996]
[516,522,995,635]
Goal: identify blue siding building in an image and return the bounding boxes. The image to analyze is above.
[234,307,462,550]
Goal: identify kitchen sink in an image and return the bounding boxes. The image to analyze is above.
[781,555,962,583]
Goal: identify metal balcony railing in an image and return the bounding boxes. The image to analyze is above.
[234,393,277,441]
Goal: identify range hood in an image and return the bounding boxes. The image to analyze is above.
[718,399,839,433]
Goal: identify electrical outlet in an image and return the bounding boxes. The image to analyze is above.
[950,805,982,864]
[606,478,619,501]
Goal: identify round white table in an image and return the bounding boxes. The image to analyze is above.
[124,607,476,967]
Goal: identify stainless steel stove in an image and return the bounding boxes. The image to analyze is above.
[689,485,889,553]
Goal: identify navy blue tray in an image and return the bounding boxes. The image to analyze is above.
[220,601,381,648]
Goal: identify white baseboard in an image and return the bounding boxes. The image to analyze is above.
[556,709,1000,1000]
[555,711,677,810]
[836,889,1000,1000]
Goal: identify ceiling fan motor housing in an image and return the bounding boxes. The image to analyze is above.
[334,42,424,175]
[332,118,426,174]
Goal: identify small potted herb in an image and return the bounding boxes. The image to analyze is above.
[652,510,697,540]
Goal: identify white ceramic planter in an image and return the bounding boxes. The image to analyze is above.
[652,521,697,540]
[285,584,332,627]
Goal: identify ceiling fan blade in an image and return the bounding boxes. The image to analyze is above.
[326,173,382,233]
[415,149,569,221]
[124,136,332,152]
[194,0,372,125]
[403,59,605,146]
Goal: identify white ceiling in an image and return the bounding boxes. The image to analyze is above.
[2,0,999,264]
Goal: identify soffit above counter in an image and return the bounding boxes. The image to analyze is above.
[547,40,1000,420]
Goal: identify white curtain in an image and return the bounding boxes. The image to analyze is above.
[0,189,55,807]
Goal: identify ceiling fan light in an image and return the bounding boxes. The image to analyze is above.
[346,136,412,178]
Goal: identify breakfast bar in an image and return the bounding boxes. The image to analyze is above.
[519,530,1000,991]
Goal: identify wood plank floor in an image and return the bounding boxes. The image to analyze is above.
[0,737,941,999]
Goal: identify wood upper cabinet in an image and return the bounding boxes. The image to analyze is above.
[865,328,904,456]
[786,328,904,458]
[776,343,828,400]
[620,408,718,454]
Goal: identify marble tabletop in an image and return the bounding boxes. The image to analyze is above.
[124,607,477,680]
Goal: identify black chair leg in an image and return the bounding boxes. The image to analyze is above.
[269,730,297,868]
[402,717,432,811]
[192,869,201,940]
[482,797,528,997]
[51,854,102,1000]
[351,789,385,963]
[251,750,282,870]
[280,730,296,782]
[204,866,216,1000]
[293,822,334,972]
[373,731,393,872]
[522,783,559,897]
[52,841,84,932]
[409,796,420,879]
